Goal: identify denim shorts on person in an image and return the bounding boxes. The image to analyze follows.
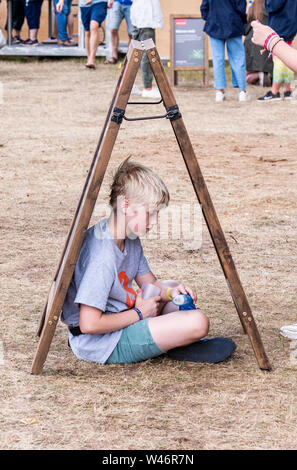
[109,2,132,35]
[106,318,164,364]
[80,2,107,31]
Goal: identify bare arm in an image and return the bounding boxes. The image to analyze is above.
[79,290,162,334]
[79,304,140,334]
[135,271,173,303]
[56,0,64,12]
[135,271,197,303]
[251,21,297,73]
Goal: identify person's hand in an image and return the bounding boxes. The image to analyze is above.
[251,21,276,48]
[135,289,161,318]
[84,0,92,5]
[169,284,197,303]
[108,0,114,8]
[56,0,64,13]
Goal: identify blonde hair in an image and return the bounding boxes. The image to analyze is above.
[109,157,170,210]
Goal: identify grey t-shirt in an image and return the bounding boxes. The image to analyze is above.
[61,218,151,364]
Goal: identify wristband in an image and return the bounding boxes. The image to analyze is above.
[134,307,143,321]
[270,37,284,54]
[166,288,173,301]
[264,32,278,51]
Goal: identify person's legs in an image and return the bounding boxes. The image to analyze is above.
[209,36,226,92]
[137,27,156,91]
[148,309,209,352]
[24,0,43,42]
[282,56,294,96]
[246,70,260,85]
[88,19,100,66]
[122,4,132,42]
[87,2,107,66]
[104,7,112,61]
[110,29,119,60]
[54,0,70,42]
[81,3,106,67]
[6,0,25,43]
[231,68,239,88]
[226,36,246,92]
[84,30,90,59]
[257,55,284,101]
[80,6,91,59]
[108,1,123,62]
[106,310,209,364]
[106,318,165,364]
[67,0,74,40]
[13,0,25,39]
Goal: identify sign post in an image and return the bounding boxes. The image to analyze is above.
[170,15,209,87]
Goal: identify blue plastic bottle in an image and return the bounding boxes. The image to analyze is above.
[172,294,196,311]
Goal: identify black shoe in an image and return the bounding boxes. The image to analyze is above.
[257,91,281,102]
[167,337,237,363]
[22,38,39,46]
[11,36,24,45]
[284,91,292,100]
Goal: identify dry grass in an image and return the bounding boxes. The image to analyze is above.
[1,58,297,450]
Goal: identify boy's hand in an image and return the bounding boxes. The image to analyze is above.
[108,0,114,7]
[84,0,92,4]
[169,284,197,304]
[135,290,161,318]
[251,21,275,48]
[56,0,64,12]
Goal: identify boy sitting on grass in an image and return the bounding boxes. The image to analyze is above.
[61,158,209,364]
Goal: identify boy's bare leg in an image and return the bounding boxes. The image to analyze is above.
[111,28,119,60]
[148,310,209,352]
[84,30,90,63]
[68,11,74,39]
[88,20,100,66]
[271,82,281,95]
[29,28,38,40]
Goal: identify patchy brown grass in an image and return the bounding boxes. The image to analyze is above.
[1,59,297,450]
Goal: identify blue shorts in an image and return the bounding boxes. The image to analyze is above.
[106,318,164,364]
[80,2,107,31]
[109,2,132,35]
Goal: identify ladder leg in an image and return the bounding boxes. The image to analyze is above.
[144,39,271,371]
[31,41,144,374]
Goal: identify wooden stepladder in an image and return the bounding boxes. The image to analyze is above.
[31,39,271,374]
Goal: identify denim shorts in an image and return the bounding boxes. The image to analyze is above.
[80,2,107,31]
[106,318,164,364]
[109,2,132,35]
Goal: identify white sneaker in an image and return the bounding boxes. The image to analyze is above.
[141,87,161,99]
[239,90,250,102]
[215,90,225,102]
[131,85,142,96]
[280,323,297,340]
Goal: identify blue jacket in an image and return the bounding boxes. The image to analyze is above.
[266,0,297,41]
[200,0,247,40]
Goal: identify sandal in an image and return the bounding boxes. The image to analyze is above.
[103,57,118,65]
[85,64,96,70]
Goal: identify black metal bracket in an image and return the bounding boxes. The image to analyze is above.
[111,107,126,124]
[111,104,182,124]
[166,105,182,121]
